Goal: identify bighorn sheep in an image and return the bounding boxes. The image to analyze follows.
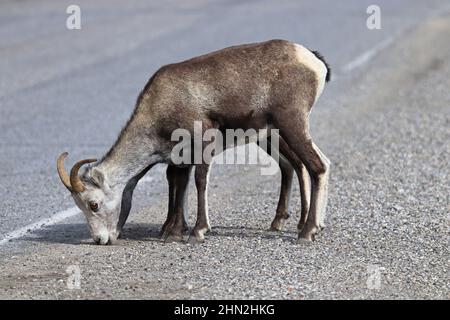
[57,39,331,245]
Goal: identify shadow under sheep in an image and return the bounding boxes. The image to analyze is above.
[19,222,162,245]
[19,222,298,245]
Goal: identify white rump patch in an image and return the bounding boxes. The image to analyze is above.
[294,44,327,104]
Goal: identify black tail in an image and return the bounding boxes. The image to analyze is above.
[311,50,331,82]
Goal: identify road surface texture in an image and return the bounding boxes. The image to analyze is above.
[0,0,449,299]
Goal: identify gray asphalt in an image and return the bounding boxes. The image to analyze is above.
[0,0,449,299]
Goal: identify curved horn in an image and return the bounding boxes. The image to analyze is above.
[70,158,97,193]
[57,152,72,191]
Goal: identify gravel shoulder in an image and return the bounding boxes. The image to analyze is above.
[0,14,449,299]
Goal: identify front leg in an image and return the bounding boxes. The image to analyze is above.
[116,180,136,239]
[161,165,192,241]
[118,164,155,238]
[159,165,176,236]
[189,163,211,243]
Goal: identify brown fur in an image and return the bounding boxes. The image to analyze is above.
[129,40,318,145]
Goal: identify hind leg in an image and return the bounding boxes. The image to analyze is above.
[270,155,294,231]
[259,135,312,232]
[257,137,293,231]
[277,135,312,232]
[273,109,330,242]
[297,161,311,231]
[189,163,212,243]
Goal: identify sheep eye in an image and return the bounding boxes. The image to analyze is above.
[89,201,99,212]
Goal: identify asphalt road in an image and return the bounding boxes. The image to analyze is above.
[0,0,449,299]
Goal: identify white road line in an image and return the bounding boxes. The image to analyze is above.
[0,176,159,246]
[342,35,396,73]
[341,3,450,74]
[0,206,80,246]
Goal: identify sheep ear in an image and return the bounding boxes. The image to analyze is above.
[90,168,105,187]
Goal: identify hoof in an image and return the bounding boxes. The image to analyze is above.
[298,225,320,242]
[270,212,289,231]
[161,227,189,238]
[187,234,205,244]
[297,222,306,232]
[297,237,314,245]
[164,233,184,243]
[270,220,283,232]
[188,227,208,244]
[159,222,174,237]
[159,229,167,238]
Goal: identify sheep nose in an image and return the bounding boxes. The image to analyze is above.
[93,236,102,245]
